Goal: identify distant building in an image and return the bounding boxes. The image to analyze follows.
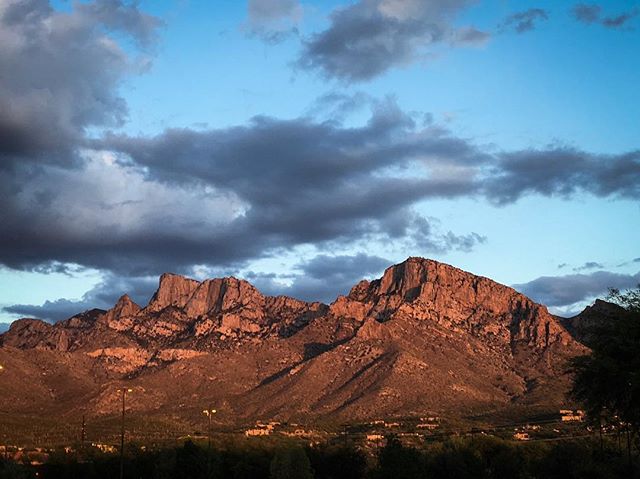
[560,409,585,422]
[416,423,439,430]
[93,443,117,453]
[513,432,530,441]
[245,428,271,437]
[416,416,440,430]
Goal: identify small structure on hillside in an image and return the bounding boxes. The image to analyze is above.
[245,421,280,437]
[245,428,271,437]
[513,431,530,441]
[560,409,585,422]
[417,416,440,430]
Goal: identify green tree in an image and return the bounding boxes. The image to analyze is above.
[270,446,314,479]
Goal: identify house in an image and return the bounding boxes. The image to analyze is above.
[513,432,530,441]
[560,409,585,422]
[245,428,271,437]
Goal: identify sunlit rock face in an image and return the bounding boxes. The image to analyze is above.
[0,258,588,423]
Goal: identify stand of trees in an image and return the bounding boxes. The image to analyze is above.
[1,434,638,479]
[571,286,640,473]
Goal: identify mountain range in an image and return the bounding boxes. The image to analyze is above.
[0,257,595,428]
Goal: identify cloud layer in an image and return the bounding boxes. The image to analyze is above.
[2,93,638,279]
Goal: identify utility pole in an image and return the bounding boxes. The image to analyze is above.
[202,406,217,478]
[81,415,86,448]
[119,388,132,479]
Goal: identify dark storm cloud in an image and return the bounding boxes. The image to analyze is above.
[247,253,392,303]
[572,3,639,29]
[0,0,161,168]
[514,270,640,307]
[296,0,489,82]
[498,8,549,34]
[3,274,158,322]
[245,0,301,44]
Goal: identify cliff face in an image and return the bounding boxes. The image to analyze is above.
[0,258,587,423]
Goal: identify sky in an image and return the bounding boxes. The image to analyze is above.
[0,0,639,329]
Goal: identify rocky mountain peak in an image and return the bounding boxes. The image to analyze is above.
[146,273,201,312]
[114,294,140,316]
[184,276,265,318]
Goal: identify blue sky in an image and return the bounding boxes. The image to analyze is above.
[0,0,639,327]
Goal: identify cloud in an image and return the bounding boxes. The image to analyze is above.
[296,0,489,82]
[484,147,640,204]
[0,0,161,168]
[3,273,158,322]
[0,323,10,333]
[514,270,640,308]
[573,261,604,272]
[245,0,302,43]
[0,151,245,275]
[305,91,374,120]
[572,3,639,29]
[498,8,549,34]
[2,94,638,278]
[247,253,391,303]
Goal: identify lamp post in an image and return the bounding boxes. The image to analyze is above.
[118,388,133,479]
[202,406,216,477]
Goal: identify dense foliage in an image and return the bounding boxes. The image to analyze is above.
[1,435,638,479]
[571,287,640,445]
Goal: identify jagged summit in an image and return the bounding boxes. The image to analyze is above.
[0,257,590,423]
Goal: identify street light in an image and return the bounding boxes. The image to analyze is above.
[117,388,133,479]
[202,406,217,477]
